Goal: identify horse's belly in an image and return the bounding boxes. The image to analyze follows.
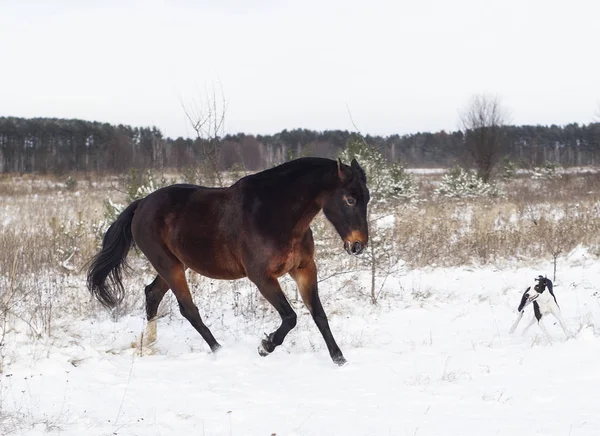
[188,263,246,280]
[174,240,246,280]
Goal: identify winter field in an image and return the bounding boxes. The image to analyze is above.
[2,166,600,436]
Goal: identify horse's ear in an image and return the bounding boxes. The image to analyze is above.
[337,158,348,182]
[351,158,366,182]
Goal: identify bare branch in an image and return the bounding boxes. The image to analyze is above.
[345,103,368,147]
[179,83,227,187]
[459,94,509,183]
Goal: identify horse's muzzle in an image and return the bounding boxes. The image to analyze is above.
[345,240,365,255]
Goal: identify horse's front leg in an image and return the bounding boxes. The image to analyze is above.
[249,275,298,356]
[290,260,346,366]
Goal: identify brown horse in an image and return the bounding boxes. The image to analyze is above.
[87,157,369,365]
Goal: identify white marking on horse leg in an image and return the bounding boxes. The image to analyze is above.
[145,318,157,345]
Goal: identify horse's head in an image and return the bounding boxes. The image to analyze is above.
[323,158,370,255]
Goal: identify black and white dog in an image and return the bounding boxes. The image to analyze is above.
[509,275,571,340]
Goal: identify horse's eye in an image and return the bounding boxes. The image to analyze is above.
[345,197,356,206]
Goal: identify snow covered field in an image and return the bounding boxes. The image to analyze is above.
[2,249,600,436]
[3,168,600,436]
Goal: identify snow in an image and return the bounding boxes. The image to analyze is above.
[406,168,447,175]
[2,250,600,436]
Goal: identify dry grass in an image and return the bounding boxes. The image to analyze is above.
[394,198,600,268]
[1,168,600,339]
[2,169,600,273]
[0,192,105,275]
[501,170,600,202]
[393,169,600,267]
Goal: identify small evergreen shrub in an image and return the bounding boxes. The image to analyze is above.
[435,167,500,198]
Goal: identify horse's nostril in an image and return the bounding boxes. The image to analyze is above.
[351,241,363,254]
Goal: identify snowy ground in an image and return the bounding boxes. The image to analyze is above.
[2,250,600,436]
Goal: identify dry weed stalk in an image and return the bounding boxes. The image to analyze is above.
[1,168,600,325]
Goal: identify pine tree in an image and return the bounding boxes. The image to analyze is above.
[340,137,417,303]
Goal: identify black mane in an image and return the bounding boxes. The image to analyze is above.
[241,157,336,185]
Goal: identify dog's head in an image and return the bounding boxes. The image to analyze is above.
[534,275,551,293]
[517,286,536,312]
[517,276,551,312]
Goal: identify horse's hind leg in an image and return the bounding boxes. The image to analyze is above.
[139,239,221,352]
[160,264,221,352]
[145,275,170,320]
[249,275,297,357]
[141,275,170,345]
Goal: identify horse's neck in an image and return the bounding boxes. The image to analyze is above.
[292,193,326,236]
[271,168,338,236]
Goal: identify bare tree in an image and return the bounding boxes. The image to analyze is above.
[180,84,227,186]
[595,101,600,122]
[460,94,509,183]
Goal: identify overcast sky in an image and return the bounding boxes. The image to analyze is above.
[1,0,599,138]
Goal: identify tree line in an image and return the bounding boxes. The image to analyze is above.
[1,116,599,174]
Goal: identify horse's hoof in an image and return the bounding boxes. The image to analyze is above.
[130,341,157,356]
[258,337,275,357]
[211,343,222,353]
[333,354,348,366]
[130,336,156,349]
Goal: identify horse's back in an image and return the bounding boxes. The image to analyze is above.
[133,184,207,223]
[131,183,245,280]
[136,183,231,211]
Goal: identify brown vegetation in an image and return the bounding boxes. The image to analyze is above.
[1,168,600,339]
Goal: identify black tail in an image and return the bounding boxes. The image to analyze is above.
[87,199,142,308]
